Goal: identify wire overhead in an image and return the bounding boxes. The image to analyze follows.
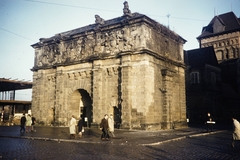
[25,0,209,22]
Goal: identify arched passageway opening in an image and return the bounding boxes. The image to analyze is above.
[68,89,93,127]
[79,89,93,127]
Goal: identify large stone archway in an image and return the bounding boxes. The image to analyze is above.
[31,2,187,130]
[67,89,93,127]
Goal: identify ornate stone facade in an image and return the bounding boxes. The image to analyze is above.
[31,2,187,130]
[197,12,240,63]
[200,32,240,62]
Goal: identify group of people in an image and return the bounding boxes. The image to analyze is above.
[20,113,36,133]
[69,115,84,139]
[69,114,116,141]
[100,114,115,141]
[19,111,240,147]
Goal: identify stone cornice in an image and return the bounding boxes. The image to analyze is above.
[31,48,185,72]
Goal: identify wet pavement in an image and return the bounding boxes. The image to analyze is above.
[0,125,228,146]
[1,125,239,160]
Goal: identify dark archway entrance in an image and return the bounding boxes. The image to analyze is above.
[79,89,93,127]
[113,106,121,129]
[68,89,92,127]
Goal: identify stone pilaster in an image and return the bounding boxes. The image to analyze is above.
[92,60,103,126]
[55,67,65,126]
[161,68,174,129]
[120,54,132,129]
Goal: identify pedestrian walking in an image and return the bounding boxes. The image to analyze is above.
[31,115,36,132]
[25,114,32,133]
[100,114,110,141]
[108,114,115,138]
[77,116,84,138]
[20,113,26,133]
[69,115,77,139]
[206,113,214,132]
[232,117,240,148]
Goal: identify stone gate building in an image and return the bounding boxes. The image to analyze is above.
[31,2,187,130]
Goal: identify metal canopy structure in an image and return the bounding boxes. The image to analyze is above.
[0,78,32,106]
[0,78,32,92]
[0,78,32,125]
[0,100,31,105]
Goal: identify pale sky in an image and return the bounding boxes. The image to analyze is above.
[0,0,240,100]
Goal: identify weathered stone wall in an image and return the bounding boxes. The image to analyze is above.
[92,59,120,124]
[32,69,56,125]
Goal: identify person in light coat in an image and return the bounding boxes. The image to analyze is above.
[232,117,240,147]
[25,114,32,133]
[108,114,115,137]
[69,115,77,139]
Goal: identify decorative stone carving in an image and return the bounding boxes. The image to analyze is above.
[37,26,150,68]
[95,15,105,25]
[123,1,131,16]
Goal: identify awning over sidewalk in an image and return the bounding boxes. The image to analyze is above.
[0,78,32,92]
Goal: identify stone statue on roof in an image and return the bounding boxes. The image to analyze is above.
[95,14,105,25]
[123,1,131,16]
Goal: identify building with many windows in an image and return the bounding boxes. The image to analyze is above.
[197,12,240,63]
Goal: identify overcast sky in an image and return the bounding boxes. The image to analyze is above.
[0,0,240,100]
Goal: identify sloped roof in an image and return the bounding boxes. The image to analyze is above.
[197,12,240,39]
[184,46,219,68]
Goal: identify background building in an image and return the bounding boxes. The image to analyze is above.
[197,12,240,63]
[185,12,240,124]
[0,78,32,125]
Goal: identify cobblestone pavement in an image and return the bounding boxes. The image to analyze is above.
[1,130,239,160]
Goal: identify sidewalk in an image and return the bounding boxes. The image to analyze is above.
[0,125,228,146]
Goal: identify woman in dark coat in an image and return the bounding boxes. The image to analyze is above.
[77,116,84,138]
[20,113,26,133]
[100,114,109,140]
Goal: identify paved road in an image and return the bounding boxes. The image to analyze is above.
[0,130,239,160]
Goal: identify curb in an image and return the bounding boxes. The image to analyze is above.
[140,130,227,146]
[0,135,102,144]
[0,130,227,146]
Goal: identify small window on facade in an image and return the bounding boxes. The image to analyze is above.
[190,72,200,84]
